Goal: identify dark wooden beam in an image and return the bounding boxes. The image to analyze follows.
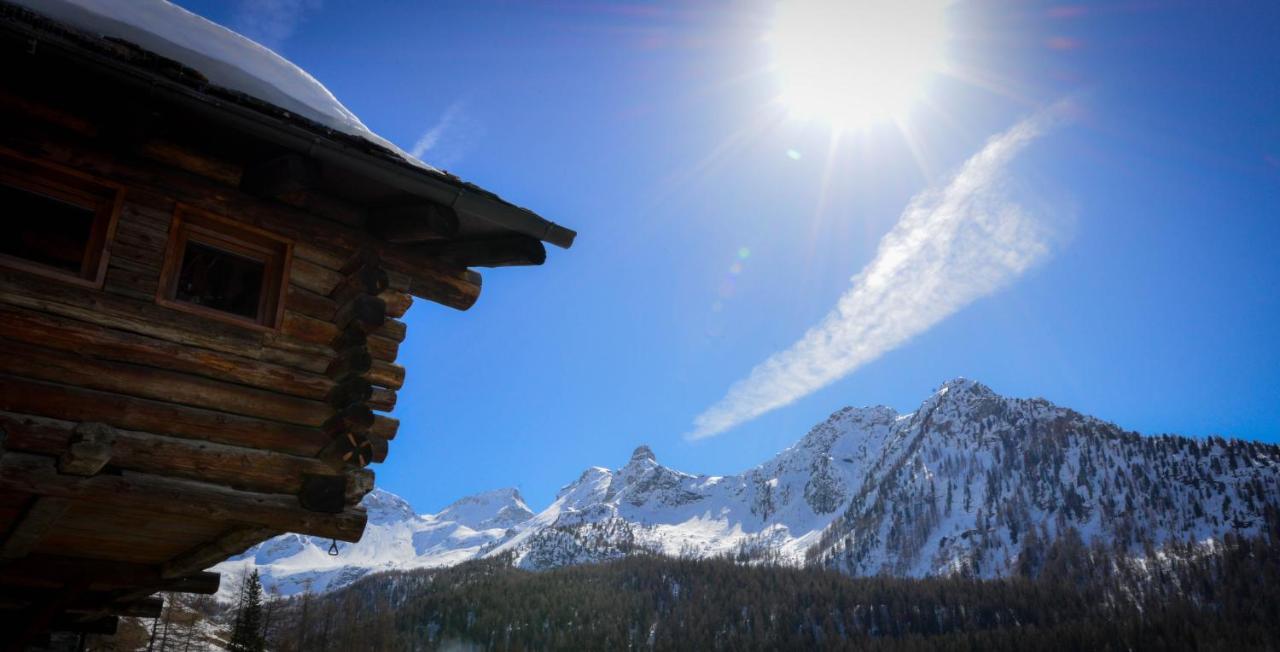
[299,474,346,513]
[0,451,368,541]
[371,203,459,243]
[0,554,219,594]
[0,411,346,497]
[161,527,277,580]
[0,497,70,560]
[240,153,320,199]
[416,234,547,268]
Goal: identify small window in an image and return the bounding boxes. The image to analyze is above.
[158,207,291,329]
[0,156,123,287]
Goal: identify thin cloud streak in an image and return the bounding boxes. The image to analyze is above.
[689,105,1071,440]
[411,102,466,160]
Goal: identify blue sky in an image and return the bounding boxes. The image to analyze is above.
[176,1,1280,513]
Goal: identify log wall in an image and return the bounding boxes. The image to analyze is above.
[0,71,436,622]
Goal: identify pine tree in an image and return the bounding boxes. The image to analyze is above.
[228,570,267,652]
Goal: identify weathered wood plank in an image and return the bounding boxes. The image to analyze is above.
[379,289,413,319]
[290,258,344,296]
[0,305,334,401]
[161,527,277,580]
[286,284,338,322]
[371,415,400,441]
[0,452,367,542]
[0,375,328,457]
[368,361,406,391]
[0,412,345,496]
[0,497,70,560]
[0,554,219,594]
[0,341,331,428]
[0,269,331,373]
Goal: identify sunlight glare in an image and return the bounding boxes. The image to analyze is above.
[771,1,950,129]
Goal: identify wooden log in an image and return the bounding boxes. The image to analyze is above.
[139,138,242,187]
[345,468,375,505]
[368,334,400,363]
[299,474,346,514]
[0,590,164,619]
[416,234,547,268]
[322,405,374,439]
[329,260,389,304]
[371,203,459,243]
[0,555,219,594]
[378,318,408,343]
[0,375,328,457]
[294,241,351,272]
[161,527,277,580]
[326,347,373,381]
[290,258,344,296]
[326,377,372,410]
[369,387,396,412]
[281,310,341,347]
[0,452,368,541]
[369,437,389,465]
[0,305,333,401]
[368,361,406,391]
[0,412,345,496]
[286,284,338,322]
[239,153,319,199]
[379,289,413,319]
[92,596,163,619]
[320,431,374,469]
[240,154,366,227]
[0,341,331,428]
[0,270,329,374]
[0,497,70,559]
[371,415,400,441]
[335,295,386,333]
[56,422,115,477]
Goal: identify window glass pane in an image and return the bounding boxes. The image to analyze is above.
[175,241,266,319]
[0,182,94,273]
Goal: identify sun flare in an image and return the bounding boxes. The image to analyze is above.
[771,1,950,129]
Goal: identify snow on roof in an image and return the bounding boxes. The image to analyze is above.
[9,0,436,172]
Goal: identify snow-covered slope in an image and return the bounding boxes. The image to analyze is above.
[219,379,1280,596]
[213,488,533,598]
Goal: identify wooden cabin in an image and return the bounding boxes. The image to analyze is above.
[0,1,574,645]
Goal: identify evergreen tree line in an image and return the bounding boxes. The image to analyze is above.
[259,504,1280,651]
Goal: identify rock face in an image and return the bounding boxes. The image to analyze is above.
[217,379,1280,596]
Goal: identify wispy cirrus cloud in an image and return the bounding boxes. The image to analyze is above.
[688,104,1073,440]
[410,101,466,160]
[231,0,321,52]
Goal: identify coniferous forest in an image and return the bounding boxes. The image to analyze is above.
[222,506,1280,651]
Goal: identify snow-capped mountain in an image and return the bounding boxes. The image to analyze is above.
[213,487,533,598]
[218,379,1280,596]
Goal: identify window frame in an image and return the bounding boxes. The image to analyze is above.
[157,205,293,331]
[0,155,124,288]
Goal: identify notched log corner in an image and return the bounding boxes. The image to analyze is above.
[58,422,116,476]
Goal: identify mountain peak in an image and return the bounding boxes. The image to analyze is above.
[361,488,417,526]
[630,445,657,464]
[436,487,534,530]
[936,377,992,395]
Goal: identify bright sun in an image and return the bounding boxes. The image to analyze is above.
[771,1,950,129]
